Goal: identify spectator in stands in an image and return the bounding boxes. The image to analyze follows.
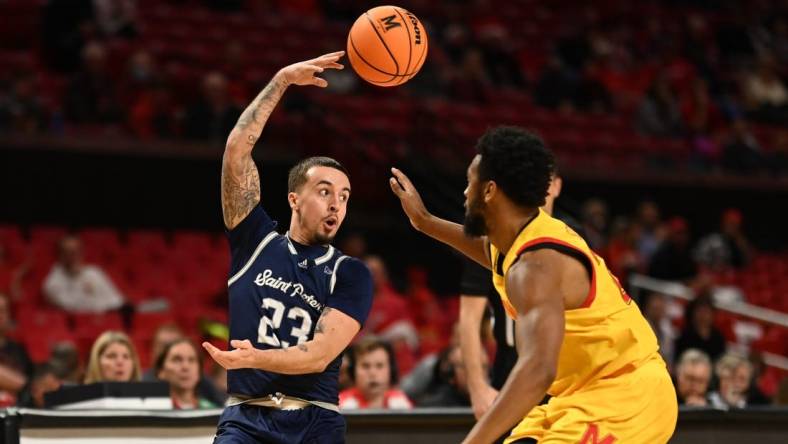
[635,74,683,137]
[581,198,609,252]
[534,56,576,110]
[155,338,217,409]
[405,267,447,355]
[681,78,721,162]
[208,362,227,399]
[339,337,412,410]
[142,323,184,380]
[416,343,483,407]
[183,71,241,142]
[142,324,225,406]
[635,200,665,263]
[573,61,614,113]
[41,0,95,72]
[477,26,527,89]
[721,119,765,174]
[64,41,122,124]
[709,353,753,409]
[674,294,726,363]
[745,351,771,405]
[605,217,645,286]
[93,0,138,39]
[0,72,48,133]
[742,54,788,124]
[219,41,251,102]
[122,50,159,103]
[338,351,352,391]
[16,364,62,408]
[0,244,29,302]
[49,341,82,385]
[775,378,788,406]
[129,82,176,139]
[84,331,141,383]
[448,48,492,103]
[363,256,418,350]
[641,292,676,367]
[695,208,752,270]
[675,349,712,407]
[0,294,33,403]
[43,234,125,313]
[648,217,698,282]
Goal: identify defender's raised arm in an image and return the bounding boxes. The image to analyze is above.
[389,167,490,268]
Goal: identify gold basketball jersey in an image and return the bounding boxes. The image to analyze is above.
[490,209,662,397]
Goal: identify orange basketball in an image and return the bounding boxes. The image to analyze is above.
[347,5,429,87]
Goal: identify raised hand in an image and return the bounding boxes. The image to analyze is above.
[278,51,345,88]
[389,167,432,230]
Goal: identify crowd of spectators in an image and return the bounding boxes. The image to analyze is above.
[0,0,786,176]
[0,192,787,410]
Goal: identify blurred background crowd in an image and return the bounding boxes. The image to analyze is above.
[0,0,786,412]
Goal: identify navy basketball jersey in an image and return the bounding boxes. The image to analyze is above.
[225,205,373,404]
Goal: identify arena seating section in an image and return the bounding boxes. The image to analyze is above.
[1,0,786,170]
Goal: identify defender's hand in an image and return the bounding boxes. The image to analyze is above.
[389,167,431,230]
[203,339,259,370]
[469,383,499,420]
[277,51,344,88]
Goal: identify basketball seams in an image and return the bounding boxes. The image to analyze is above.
[349,34,400,78]
[347,7,428,86]
[363,12,400,80]
[393,7,413,77]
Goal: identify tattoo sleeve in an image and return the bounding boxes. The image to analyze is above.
[221,75,288,229]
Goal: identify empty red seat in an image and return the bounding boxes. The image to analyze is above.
[132,311,176,337]
[23,332,75,363]
[71,312,124,343]
[17,307,68,333]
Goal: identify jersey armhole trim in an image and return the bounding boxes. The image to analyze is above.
[329,256,348,294]
[515,236,597,308]
[227,231,279,287]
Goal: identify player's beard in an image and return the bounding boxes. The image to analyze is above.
[313,231,334,245]
[463,193,488,237]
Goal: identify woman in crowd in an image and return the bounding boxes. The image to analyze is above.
[155,338,217,409]
[84,331,141,383]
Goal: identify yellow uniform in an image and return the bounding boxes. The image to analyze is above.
[490,209,677,444]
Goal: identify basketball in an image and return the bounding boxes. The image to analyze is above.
[347,6,429,87]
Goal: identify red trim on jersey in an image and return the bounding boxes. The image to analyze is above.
[515,236,597,308]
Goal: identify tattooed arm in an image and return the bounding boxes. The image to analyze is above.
[203,307,360,374]
[221,51,346,229]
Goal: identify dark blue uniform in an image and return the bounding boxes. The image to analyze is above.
[215,205,373,444]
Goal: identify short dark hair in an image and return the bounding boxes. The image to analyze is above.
[287,156,349,193]
[475,126,556,208]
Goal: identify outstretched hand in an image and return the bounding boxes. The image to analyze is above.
[389,167,431,230]
[278,51,345,88]
[203,339,259,370]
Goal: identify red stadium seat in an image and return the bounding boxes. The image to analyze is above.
[132,311,176,337]
[71,312,125,339]
[16,306,68,333]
